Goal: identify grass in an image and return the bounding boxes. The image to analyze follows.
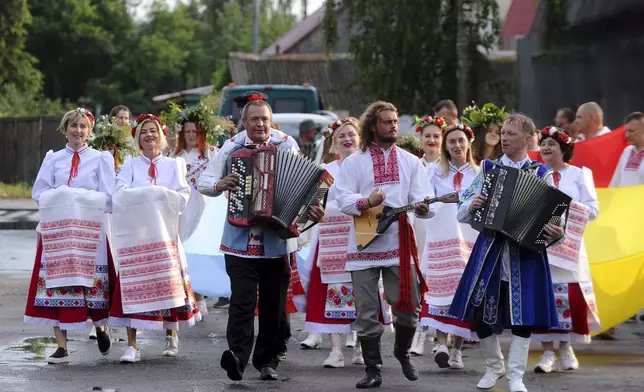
[0,182,33,199]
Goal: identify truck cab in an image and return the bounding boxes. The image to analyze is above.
[220,84,323,122]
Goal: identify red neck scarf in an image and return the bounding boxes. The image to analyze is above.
[553,170,561,189]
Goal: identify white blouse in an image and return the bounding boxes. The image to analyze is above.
[610,145,644,187]
[116,154,191,213]
[32,145,115,203]
[549,165,599,283]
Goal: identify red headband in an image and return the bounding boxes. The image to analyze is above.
[131,113,168,137]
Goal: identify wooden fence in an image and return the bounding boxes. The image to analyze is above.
[0,116,64,184]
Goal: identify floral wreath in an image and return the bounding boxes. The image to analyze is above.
[131,113,167,137]
[540,125,572,145]
[413,115,448,133]
[323,118,355,138]
[461,102,509,130]
[88,115,138,166]
[78,108,96,128]
[159,93,233,146]
[445,123,475,141]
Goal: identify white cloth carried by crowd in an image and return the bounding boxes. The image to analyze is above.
[547,201,590,272]
[39,186,106,289]
[112,186,186,314]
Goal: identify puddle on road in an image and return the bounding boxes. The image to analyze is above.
[7,337,57,361]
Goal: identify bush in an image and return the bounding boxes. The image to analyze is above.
[0,84,67,117]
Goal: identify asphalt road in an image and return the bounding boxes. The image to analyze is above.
[1,230,644,392]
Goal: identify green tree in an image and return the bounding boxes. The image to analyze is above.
[323,0,502,114]
[0,0,43,92]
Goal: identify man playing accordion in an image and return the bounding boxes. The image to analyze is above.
[198,96,324,381]
[449,114,564,392]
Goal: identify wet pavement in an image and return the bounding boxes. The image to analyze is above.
[2,230,644,392]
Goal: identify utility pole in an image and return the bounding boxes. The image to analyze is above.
[252,0,260,54]
[456,0,471,111]
[302,0,308,19]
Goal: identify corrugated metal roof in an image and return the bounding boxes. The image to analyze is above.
[228,52,368,116]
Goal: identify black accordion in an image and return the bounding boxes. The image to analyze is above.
[227,145,333,239]
[471,164,572,253]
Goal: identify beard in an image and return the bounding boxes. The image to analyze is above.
[378,135,396,144]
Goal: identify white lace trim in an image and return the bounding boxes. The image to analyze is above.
[419,317,478,341]
[24,315,95,331]
[530,332,591,344]
[303,322,352,334]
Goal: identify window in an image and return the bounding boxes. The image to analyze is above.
[272,99,306,113]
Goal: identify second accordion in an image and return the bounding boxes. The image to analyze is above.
[227,145,334,239]
[471,163,572,253]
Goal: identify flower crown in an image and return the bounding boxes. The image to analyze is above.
[323,118,354,138]
[446,123,475,141]
[540,126,572,145]
[461,102,508,130]
[414,115,448,133]
[132,113,167,137]
[78,108,95,127]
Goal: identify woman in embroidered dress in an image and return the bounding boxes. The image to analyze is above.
[419,122,480,369]
[532,126,601,373]
[296,118,366,367]
[171,114,218,314]
[461,102,508,164]
[25,108,116,364]
[109,114,201,363]
[409,115,447,356]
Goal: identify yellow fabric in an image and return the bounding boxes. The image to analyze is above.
[586,185,644,332]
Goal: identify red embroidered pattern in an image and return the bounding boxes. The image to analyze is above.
[41,229,101,241]
[118,241,177,257]
[625,148,644,170]
[370,145,400,185]
[356,198,368,211]
[43,241,98,252]
[347,249,400,261]
[220,244,264,256]
[41,219,101,230]
[185,154,210,190]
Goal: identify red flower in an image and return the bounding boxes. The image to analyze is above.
[46,289,53,297]
[333,296,341,305]
[562,309,571,319]
[37,277,45,288]
[555,298,563,306]
[59,288,67,295]
[249,93,264,102]
[89,287,99,297]
[74,287,83,294]
[346,301,353,307]
[103,290,109,300]
[341,286,349,296]
[96,279,103,289]
[327,289,335,298]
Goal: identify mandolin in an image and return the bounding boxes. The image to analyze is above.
[354,192,460,251]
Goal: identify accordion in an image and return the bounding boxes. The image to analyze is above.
[227,145,334,239]
[471,164,572,253]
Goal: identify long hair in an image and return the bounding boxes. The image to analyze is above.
[439,127,478,177]
[323,117,360,162]
[472,124,502,164]
[174,122,207,157]
[359,101,398,151]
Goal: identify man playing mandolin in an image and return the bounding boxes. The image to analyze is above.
[335,101,433,388]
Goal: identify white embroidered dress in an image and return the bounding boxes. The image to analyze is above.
[533,165,602,342]
[609,145,644,187]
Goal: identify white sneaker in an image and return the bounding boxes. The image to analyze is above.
[410,331,426,356]
[534,350,557,373]
[163,335,179,357]
[345,331,357,348]
[120,346,141,363]
[433,344,450,368]
[323,348,344,368]
[197,300,209,316]
[89,326,97,340]
[300,332,322,349]
[431,342,440,354]
[352,344,365,365]
[560,345,579,371]
[448,348,464,369]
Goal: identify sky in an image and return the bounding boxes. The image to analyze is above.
[132,0,326,20]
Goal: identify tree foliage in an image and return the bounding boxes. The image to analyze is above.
[323,0,502,114]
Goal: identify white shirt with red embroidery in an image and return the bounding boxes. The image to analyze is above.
[335,144,434,271]
[549,165,599,283]
[609,145,644,187]
[174,146,218,241]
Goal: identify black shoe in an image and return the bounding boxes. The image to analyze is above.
[220,349,243,381]
[393,325,419,380]
[96,327,111,356]
[213,297,230,309]
[47,347,69,364]
[260,366,278,380]
[356,368,382,388]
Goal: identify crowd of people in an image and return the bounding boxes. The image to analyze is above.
[22,93,644,392]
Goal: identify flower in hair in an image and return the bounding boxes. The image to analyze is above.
[78,108,95,127]
[323,119,347,138]
[540,126,572,145]
[447,123,475,141]
[414,115,448,133]
[132,113,167,137]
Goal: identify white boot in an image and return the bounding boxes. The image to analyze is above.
[559,343,579,371]
[163,335,179,357]
[323,348,345,368]
[300,332,323,349]
[507,335,530,392]
[410,331,426,356]
[345,331,357,348]
[476,335,506,390]
[534,350,557,373]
